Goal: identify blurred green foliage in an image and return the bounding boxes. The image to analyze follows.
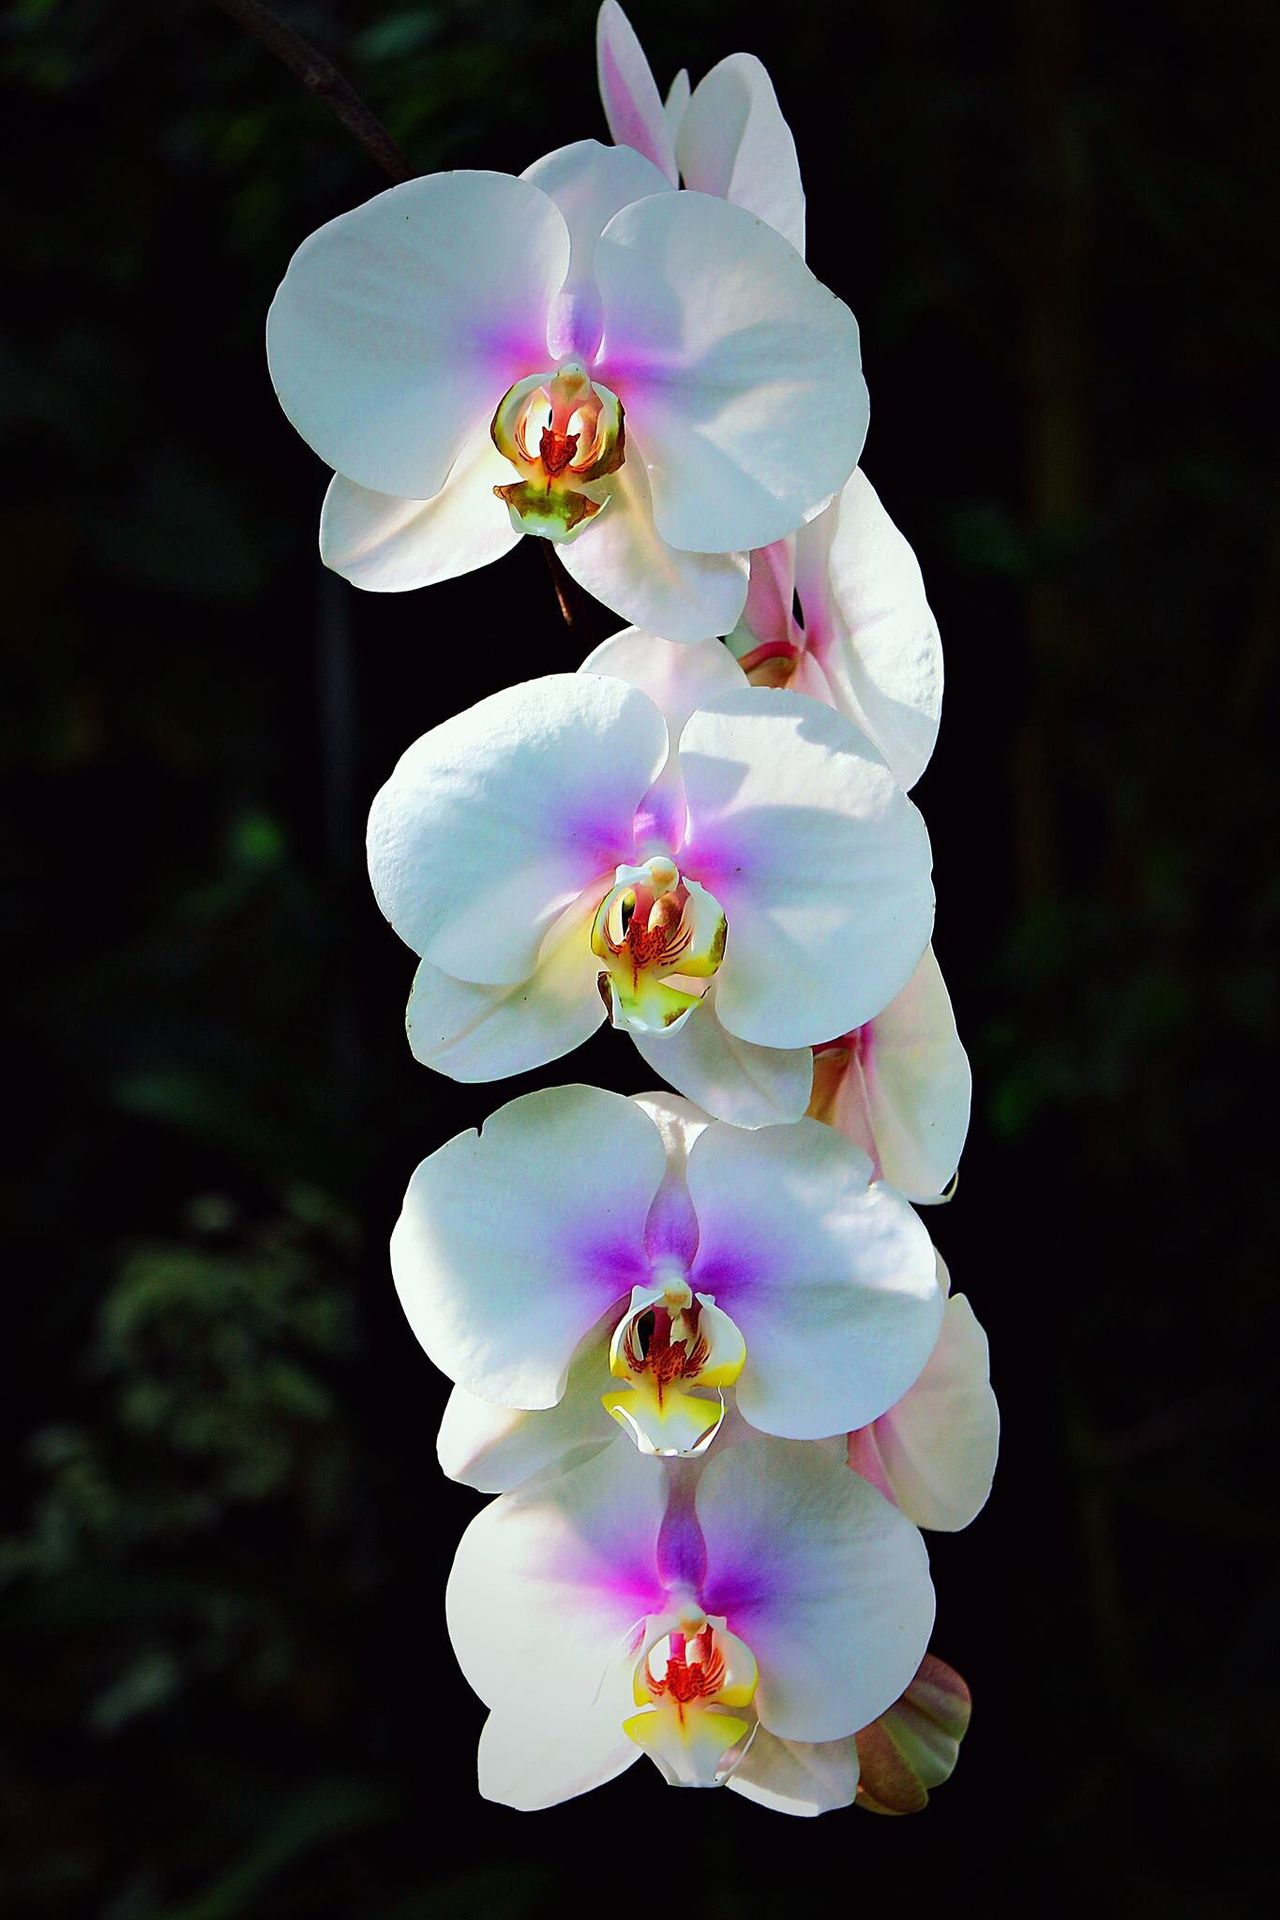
[3,0,1277,1914]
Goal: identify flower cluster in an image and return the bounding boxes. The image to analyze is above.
[266,2,996,1816]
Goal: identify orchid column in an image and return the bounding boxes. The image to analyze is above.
[263,0,996,1816]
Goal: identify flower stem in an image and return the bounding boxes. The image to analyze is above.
[210,0,413,185]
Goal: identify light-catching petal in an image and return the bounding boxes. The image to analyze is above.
[594,191,865,554]
[391,1085,667,1407]
[686,1118,943,1436]
[679,688,935,1047]
[367,673,666,986]
[267,171,568,500]
[676,53,805,256]
[697,1433,935,1741]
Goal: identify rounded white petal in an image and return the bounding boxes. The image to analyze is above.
[680,688,935,1047]
[447,1441,668,1807]
[854,1292,999,1532]
[367,673,666,986]
[596,1,678,185]
[522,140,673,361]
[687,1118,943,1436]
[404,893,604,1084]
[630,987,813,1127]
[580,628,747,737]
[267,172,568,499]
[860,944,972,1200]
[595,192,865,553]
[798,469,943,791]
[437,1316,621,1492]
[728,1729,860,1816]
[559,455,749,641]
[319,428,521,592]
[697,1433,935,1741]
[390,1085,667,1407]
[676,53,805,256]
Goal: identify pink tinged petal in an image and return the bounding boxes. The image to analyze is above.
[266,172,569,499]
[437,1315,621,1494]
[629,985,813,1127]
[319,428,521,593]
[404,892,605,1085]
[558,453,749,641]
[727,1728,861,1817]
[679,688,935,1047]
[664,69,691,139]
[580,629,748,736]
[799,469,944,791]
[580,630,749,861]
[447,1441,668,1809]
[594,192,864,554]
[676,54,806,256]
[696,1433,936,1741]
[522,140,673,362]
[728,537,798,659]
[390,1085,668,1407]
[858,943,972,1201]
[855,1653,972,1815]
[367,673,666,987]
[686,1118,943,1437]
[596,1,677,185]
[850,1290,998,1533]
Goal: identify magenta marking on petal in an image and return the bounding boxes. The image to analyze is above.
[632,777,687,862]
[643,1176,700,1269]
[656,1472,707,1593]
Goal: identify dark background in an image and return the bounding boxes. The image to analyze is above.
[4,1,1277,1913]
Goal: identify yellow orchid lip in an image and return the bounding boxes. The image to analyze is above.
[624,1619,760,1789]
[601,1280,746,1457]
[591,856,727,1035]
[490,359,626,543]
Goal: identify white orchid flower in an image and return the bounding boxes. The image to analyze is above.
[392,1085,942,1471]
[847,1253,999,1532]
[807,943,972,1201]
[366,632,934,1126]
[446,1431,934,1808]
[266,131,867,642]
[597,7,942,784]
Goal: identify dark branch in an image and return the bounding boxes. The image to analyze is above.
[211,0,413,185]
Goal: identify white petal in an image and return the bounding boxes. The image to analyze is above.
[579,628,747,737]
[267,172,568,499]
[798,469,943,791]
[664,69,691,140]
[859,944,972,1200]
[687,1118,943,1436]
[728,1729,860,1816]
[679,688,935,1046]
[367,673,666,985]
[596,1,678,185]
[390,1085,667,1407]
[697,1433,935,1741]
[853,1293,999,1532]
[559,454,748,641]
[595,192,864,553]
[319,425,521,592]
[629,985,813,1126]
[522,140,673,361]
[437,1316,621,1492]
[447,1441,668,1807]
[676,53,805,256]
[404,891,604,1084]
